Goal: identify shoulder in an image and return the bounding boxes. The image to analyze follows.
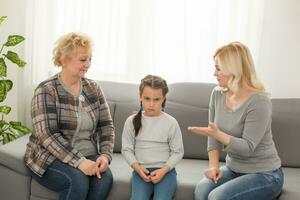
[162,113,179,125]
[125,114,136,125]
[81,77,99,90]
[248,92,272,112]
[35,74,59,95]
[210,86,224,101]
[251,92,271,106]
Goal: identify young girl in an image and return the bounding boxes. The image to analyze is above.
[122,75,184,200]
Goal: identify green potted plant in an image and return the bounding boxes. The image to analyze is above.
[0,16,30,144]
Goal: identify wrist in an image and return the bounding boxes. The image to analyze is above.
[162,165,171,173]
[131,162,140,171]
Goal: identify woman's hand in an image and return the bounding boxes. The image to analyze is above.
[78,159,97,176]
[188,123,230,145]
[131,162,151,182]
[204,167,223,184]
[150,166,170,184]
[95,155,110,179]
[188,123,219,137]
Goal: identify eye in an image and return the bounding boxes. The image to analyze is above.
[215,66,221,71]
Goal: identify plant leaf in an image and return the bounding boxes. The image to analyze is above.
[4,35,25,47]
[9,121,21,126]
[0,80,13,102]
[0,120,9,128]
[0,16,7,25]
[0,58,7,77]
[3,80,13,91]
[5,51,27,67]
[0,106,11,114]
[10,122,31,134]
[0,81,7,102]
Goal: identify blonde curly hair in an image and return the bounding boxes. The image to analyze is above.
[52,32,92,66]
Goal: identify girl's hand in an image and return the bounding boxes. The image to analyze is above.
[95,155,110,179]
[78,159,97,176]
[150,166,170,184]
[204,167,223,183]
[132,163,151,182]
[188,122,220,137]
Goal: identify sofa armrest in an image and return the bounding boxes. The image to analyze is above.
[0,134,30,175]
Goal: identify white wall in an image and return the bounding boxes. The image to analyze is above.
[0,0,26,122]
[0,0,299,124]
[257,0,300,98]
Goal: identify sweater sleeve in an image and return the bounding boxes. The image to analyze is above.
[121,116,138,166]
[31,85,84,168]
[224,96,272,157]
[207,88,223,152]
[95,84,115,162]
[165,121,184,169]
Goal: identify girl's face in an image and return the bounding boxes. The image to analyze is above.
[214,57,230,88]
[61,48,92,79]
[140,86,165,117]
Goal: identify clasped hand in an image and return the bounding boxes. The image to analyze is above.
[78,155,109,179]
[132,163,169,184]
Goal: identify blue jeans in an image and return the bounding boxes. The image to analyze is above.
[194,166,284,200]
[30,155,113,200]
[131,168,177,200]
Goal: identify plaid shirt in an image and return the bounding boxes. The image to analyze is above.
[24,74,115,176]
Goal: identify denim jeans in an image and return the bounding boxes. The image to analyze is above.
[194,166,284,200]
[131,168,177,200]
[30,155,113,200]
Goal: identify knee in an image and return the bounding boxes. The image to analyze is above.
[208,189,223,200]
[68,171,89,197]
[194,178,213,200]
[101,168,113,187]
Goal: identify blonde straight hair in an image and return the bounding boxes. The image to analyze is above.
[214,41,265,103]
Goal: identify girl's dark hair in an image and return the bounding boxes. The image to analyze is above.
[133,75,169,136]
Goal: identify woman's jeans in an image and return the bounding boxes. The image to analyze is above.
[30,155,113,200]
[131,168,177,200]
[194,166,284,200]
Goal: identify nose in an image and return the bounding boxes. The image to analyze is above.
[84,60,91,68]
[214,69,218,77]
[149,100,154,107]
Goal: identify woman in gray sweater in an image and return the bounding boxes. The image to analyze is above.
[122,75,184,200]
[189,42,283,200]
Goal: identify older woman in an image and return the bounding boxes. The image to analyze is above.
[25,32,115,200]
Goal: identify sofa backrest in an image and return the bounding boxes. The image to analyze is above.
[99,81,224,161]
[271,99,300,168]
[99,81,300,167]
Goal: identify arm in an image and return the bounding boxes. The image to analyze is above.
[165,122,184,170]
[31,86,85,168]
[121,117,138,166]
[150,121,184,184]
[121,117,151,182]
[96,85,115,162]
[190,96,272,158]
[223,98,272,157]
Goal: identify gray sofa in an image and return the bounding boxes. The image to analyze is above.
[0,81,300,200]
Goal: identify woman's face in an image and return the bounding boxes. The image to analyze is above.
[140,86,165,117]
[214,57,230,88]
[61,48,91,79]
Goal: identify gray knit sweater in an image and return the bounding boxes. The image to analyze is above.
[208,87,281,173]
[122,112,184,169]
